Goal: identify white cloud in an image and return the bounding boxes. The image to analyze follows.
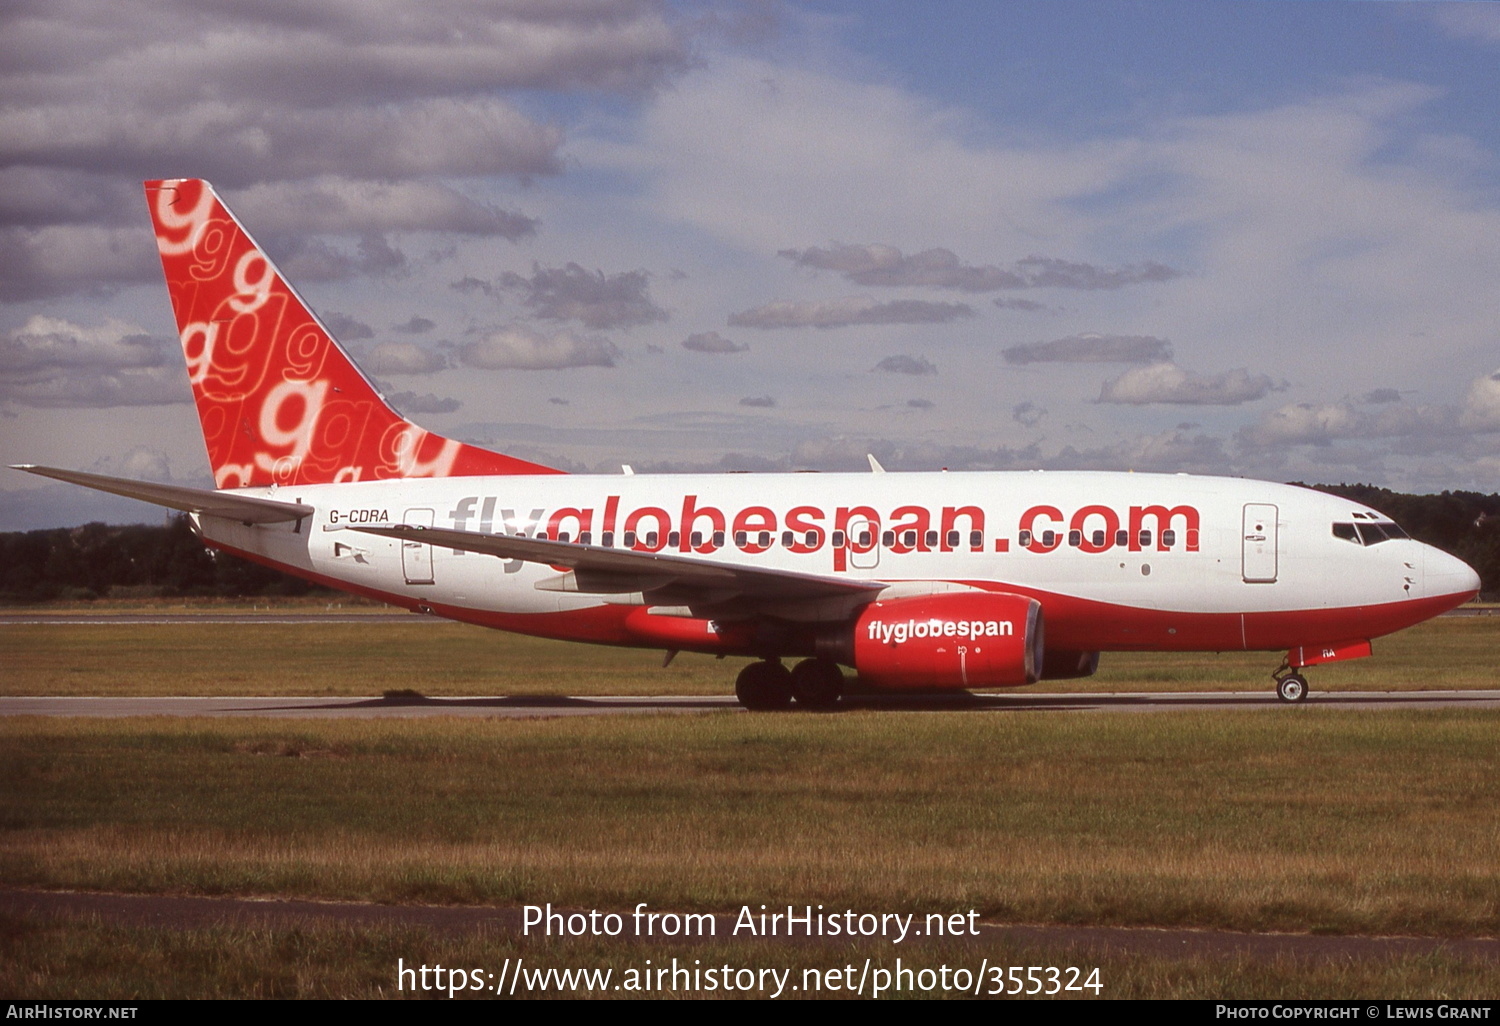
[0,0,694,298]
[874,354,937,376]
[0,316,189,407]
[1461,370,1500,431]
[1099,362,1284,406]
[460,325,619,370]
[728,296,974,329]
[233,179,539,239]
[363,342,449,375]
[1005,333,1173,365]
[682,331,747,353]
[1239,400,1465,448]
[0,225,157,300]
[498,263,668,330]
[1428,5,1500,45]
[385,390,461,416]
[779,243,1177,292]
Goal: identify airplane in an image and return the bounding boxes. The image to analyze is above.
[13,179,1482,708]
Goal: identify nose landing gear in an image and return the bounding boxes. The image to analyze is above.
[1272,659,1309,703]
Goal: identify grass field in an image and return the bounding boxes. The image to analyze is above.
[3,607,1497,697]
[4,610,1498,999]
[5,712,1498,937]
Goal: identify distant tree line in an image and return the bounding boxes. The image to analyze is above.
[0,516,325,603]
[3,484,1500,603]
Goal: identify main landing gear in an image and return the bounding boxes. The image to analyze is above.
[735,658,844,711]
[1272,661,1310,704]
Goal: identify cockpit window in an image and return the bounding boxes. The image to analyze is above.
[1335,520,1409,546]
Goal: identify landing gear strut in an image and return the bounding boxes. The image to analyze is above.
[735,660,793,711]
[1272,660,1309,703]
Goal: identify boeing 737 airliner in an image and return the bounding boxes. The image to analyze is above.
[14,180,1481,707]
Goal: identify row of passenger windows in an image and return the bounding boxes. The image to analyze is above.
[526,529,988,549]
[1018,528,1181,549]
[1332,521,1409,546]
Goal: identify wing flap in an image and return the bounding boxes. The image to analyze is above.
[351,523,885,607]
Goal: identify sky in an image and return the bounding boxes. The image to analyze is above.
[3,0,1500,529]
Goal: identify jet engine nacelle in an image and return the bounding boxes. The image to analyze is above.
[849,592,1043,690]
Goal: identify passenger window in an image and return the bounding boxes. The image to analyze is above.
[624,531,636,547]
[668,531,680,548]
[1161,529,1175,548]
[969,530,983,549]
[758,531,771,547]
[1091,530,1106,548]
[925,530,939,547]
[644,531,657,548]
[577,532,590,545]
[882,531,896,547]
[1042,530,1056,547]
[712,531,724,547]
[557,531,570,543]
[601,532,614,547]
[902,531,916,547]
[782,531,794,547]
[831,531,846,547]
[1115,530,1129,547]
[859,531,872,547]
[690,531,703,547]
[735,530,748,546]
[1138,530,1152,547]
[1018,529,1032,547]
[1067,530,1082,547]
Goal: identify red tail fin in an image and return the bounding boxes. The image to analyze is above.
[145,179,560,488]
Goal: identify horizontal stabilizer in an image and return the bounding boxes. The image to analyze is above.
[11,465,314,524]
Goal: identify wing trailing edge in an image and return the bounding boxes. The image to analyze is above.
[351,523,885,618]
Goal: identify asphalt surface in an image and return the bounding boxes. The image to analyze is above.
[5,690,1500,718]
[0,608,1488,626]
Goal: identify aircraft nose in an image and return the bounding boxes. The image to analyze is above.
[1424,545,1481,601]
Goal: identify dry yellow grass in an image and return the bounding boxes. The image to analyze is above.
[4,711,1497,936]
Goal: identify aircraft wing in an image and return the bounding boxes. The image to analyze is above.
[351,523,885,617]
[10,465,314,525]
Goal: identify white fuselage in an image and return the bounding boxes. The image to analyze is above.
[194,470,1478,659]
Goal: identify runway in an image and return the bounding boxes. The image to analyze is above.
[5,690,1500,718]
[2,608,1491,627]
